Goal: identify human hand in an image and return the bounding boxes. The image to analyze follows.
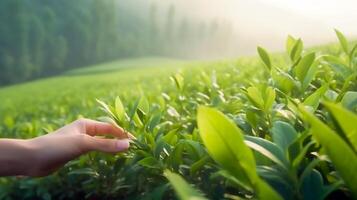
[25,118,133,176]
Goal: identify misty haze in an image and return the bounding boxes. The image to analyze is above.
[0,1,356,199]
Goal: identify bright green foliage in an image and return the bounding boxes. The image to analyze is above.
[341,91,357,111]
[290,39,304,62]
[335,29,349,54]
[245,86,275,113]
[257,46,272,70]
[0,31,356,199]
[197,106,258,187]
[324,102,357,152]
[197,106,282,200]
[164,170,207,200]
[286,35,297,55]
[271,121,297,153]
[294,52,316,83]
[171,73,185,91]
[303,84,328,111]
[115,96,126,123]
[299,104,357,198]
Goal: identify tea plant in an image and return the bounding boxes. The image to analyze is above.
[0,30,356,199]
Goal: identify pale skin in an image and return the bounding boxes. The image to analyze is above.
[0,118,134,177]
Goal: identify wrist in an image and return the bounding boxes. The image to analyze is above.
[23,138,43,176]
[0,139,38,176]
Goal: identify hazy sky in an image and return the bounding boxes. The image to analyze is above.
[161,0,357,53]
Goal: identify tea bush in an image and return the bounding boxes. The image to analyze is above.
[0,31,356,199]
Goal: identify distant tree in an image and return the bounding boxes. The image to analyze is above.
[149,2,159,54]
[165,4,175,42]
[178,18,192,42]
[0,0,239,85]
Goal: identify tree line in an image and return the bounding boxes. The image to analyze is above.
[0,0,236,85]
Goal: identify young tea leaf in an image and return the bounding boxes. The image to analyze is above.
[246,86,264,110]
[299,105,357,198]
[197,107,282,200]
[335,29,349,54]
[164,170,207,200]
[115,96,126,122]
[324,102,357,152]
[303,85,328,111]
[286,35,297,56]
[257,46,272,70]
[294,52,316,83]
[290,39,303,62]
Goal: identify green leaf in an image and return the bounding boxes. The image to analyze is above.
[271,121,298,153]
[164,170,207,200]
[335,29,349,54]
[143,184,169,200]
[294,52,316,83]
[264,87,276,112]
[349,43,357,61]
[197,107,282,200]
[290,39,303,62]
[162,129,178,145]
[96,99,116,119]
[138,156,159,168]
[244,136,288,169]
[3,116,14,129]
[299,104,357,198]
[115,96,126,122]
[286,35,297,56]
[68,168,99,177]
[272,68,298,94]
[322,55,350,78]
[256,180,284,200]
[197,106,257,185]
[257,46,272,70]
[303,85,328,111]
[246,86,264,110]
[341,91,357,112]
[138,96,150,115]
[301,60,319,91]
[245,85,275,113]
[213,170,252,191]
[301,169,341,200]
[292,141,315,170]
[324,102,357,152]
[171,73,184,91]
[190,156,210,175]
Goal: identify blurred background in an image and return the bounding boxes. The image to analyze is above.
[0,0,356,86]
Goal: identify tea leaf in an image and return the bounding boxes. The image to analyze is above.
[335,29,349,54]
[324,102,357,152]
[290,39,303,61]
[164,170,207,200]
[271,121,298,153]
[197,107,282,200]
[115,96,126,122]
[294,52,316,83]
[299,104,357,198]
[257,46,272,70]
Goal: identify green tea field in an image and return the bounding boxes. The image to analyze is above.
[0,32,357,200]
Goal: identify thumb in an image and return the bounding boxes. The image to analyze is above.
[87,137,130,153]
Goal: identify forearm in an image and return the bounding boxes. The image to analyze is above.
[0,119,131,177]
[0,139,35,176]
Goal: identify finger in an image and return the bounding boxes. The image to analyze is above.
[87,137,130,153]
[78,119,135,139]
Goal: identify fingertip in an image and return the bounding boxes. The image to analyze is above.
[126,132,136,140]
[116,139,130,151]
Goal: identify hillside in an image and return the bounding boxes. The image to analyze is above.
[0,34,356,199]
